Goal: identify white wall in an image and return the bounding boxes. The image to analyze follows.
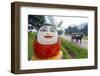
[0,0,99,76]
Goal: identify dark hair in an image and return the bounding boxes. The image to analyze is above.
[39,23,56,30]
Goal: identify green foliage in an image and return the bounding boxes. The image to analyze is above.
[28,32,36,60]
[28,15,45,31]
[61,45,70,59]
[60,37,88,58]
[65,25,79,35]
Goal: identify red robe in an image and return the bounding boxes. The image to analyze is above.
[33,39,61,59]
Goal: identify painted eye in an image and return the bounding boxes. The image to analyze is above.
[49,27,56,32]
[50,29,54,32]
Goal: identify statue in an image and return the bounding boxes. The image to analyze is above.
[32,24,63,60]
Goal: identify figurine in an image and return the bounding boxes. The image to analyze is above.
[32,24,63,60]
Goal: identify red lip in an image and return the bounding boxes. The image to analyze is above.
[44,36,53,38]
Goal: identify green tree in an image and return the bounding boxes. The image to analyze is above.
[28,15,45,31]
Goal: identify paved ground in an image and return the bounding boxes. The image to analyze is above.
[60,35,88,49]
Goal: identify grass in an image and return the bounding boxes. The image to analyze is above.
[28,32,36,60]
[61,45,71,59]
[28,32,88,60]
[60,37,88,58]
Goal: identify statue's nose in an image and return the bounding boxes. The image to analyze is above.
[47,33,50,35]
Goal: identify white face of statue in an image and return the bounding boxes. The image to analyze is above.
[37,26,58,45]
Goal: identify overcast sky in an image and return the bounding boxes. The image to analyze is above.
[54,16,88,29]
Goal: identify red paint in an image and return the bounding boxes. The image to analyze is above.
[33,39,61,59]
